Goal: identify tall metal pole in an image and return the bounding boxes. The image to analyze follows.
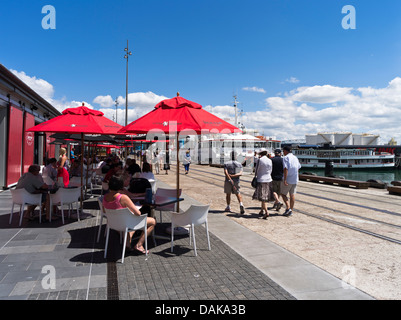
[115,97,119,124]
[124,40,132,126]
[124,41,132,159]
[233,95,238,126]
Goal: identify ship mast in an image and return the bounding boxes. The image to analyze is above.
[233,94,238,127]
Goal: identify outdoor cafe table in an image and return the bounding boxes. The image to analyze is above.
[130,195,184,241]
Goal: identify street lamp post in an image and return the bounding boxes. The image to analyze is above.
[124,40,132,126]
[115,97,119,124]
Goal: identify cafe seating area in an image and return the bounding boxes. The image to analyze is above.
[10,155,210,265]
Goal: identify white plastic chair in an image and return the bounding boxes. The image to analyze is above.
[69,176,95,197]
[148,179,157,194]
[97,196,106,242]
[10,189,43,226]
[101,181,109,196]
[94,168,106,184]
[49,187,81,224]
[154,188,182,223]
[68,176,83,187]
[43,175,55,186]
[103,208,148,263]
[170,205,210,256]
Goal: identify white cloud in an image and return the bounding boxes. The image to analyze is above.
[285,77,300,84]
[94,91,169,124]
[11,69,55,101]
[93,95,115,108]
[242,86,266,93]
[290,85,355,104]
[236,78,401,143]
[11,68,401,143]
[10,69,95,113]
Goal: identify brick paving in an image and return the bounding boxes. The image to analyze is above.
[0,185,295,300]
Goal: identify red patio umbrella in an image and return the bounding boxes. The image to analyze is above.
[121,95,240,134]
[119,94,241,210]
[29,105,122,134]
[27,104,123,212]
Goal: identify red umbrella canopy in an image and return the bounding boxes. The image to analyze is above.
[119,96,241,134]
[27,105,122,134]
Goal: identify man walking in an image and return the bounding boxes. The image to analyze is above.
[281,146,301,217]
[270,149,284,211]
[224,151,245,215]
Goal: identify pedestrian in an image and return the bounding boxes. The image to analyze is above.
[252,148,274,219]
[269,149,284,211]
[57,147,69,188]
[224,151,245,215]
[70,147,75,164]
[253,151,259,173]
[281,146,302,217]
[183,150,191,174]
[164,150,170,175]
[153,149,160,174]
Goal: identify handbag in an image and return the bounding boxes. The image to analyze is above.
[251,160,259,188]
[251,177,258,188]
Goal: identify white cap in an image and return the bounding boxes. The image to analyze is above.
[258,148,268,154]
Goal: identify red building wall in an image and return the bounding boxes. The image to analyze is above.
[23,112,35,174]
[6,106,23,187]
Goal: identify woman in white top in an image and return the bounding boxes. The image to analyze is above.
[252,148,274,219]
[138,162,155,180]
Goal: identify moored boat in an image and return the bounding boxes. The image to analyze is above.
[293,147,395,169]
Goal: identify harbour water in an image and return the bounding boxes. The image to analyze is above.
[301,168,401,184]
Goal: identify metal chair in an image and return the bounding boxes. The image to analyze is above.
[97,196,107,242]
[49,187,81,224]
[154,188,182,223]
[103,208,148,263]
[170,204,210,256]
[10,189,43,226]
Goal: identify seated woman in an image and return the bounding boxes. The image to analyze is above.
[103,175,156,254]
[138,162,155,180]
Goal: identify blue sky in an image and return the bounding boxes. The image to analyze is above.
[2,0,401,142]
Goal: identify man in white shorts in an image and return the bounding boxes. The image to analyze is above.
[281,146,301,217]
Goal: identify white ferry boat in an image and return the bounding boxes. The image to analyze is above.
[293,147,395,169]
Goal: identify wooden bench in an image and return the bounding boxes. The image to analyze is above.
[299,174,370,189]
[387,186,401,195]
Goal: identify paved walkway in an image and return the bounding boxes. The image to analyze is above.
[0,178,374,300]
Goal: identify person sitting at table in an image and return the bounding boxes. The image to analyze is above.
[104,162,123,183]
[16,164,58,222]
[138,162,155,180]
[103,175,156,254]
[126,159,141,176]
[42,158,58,184]
[69,160,85,178]
[101,158,113,174]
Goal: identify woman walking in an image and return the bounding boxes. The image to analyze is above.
[252,148,274,219]
[183,150,191,174]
